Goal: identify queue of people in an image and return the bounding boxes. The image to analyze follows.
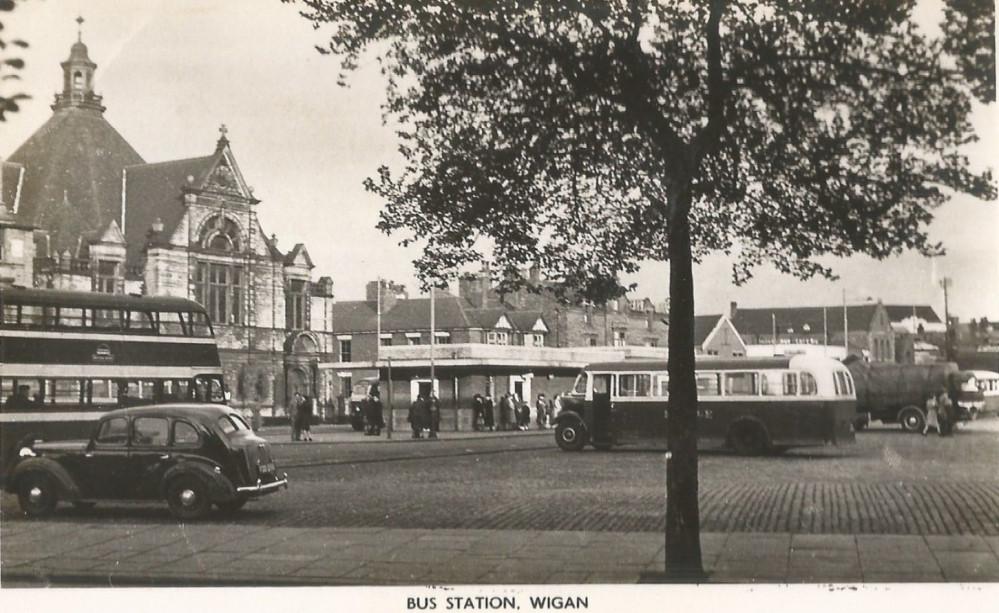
[923,387,956,437]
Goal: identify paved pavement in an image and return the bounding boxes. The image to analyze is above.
[3,519,999,585]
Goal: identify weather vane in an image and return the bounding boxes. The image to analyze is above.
[76,15,84,42]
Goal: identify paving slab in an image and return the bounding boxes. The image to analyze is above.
[924,535,994,553]
[933,551,999,581]
[791,534,857,551]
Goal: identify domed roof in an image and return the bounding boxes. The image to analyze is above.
[67,40,92,63]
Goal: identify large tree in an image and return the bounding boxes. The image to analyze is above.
[0,0,29,122]
[291,0,995,576]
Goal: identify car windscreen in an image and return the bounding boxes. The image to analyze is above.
[217,414,250,434]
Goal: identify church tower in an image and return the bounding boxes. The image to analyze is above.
[53,17,105,114]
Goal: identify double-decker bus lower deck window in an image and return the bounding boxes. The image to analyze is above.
[1,304,17,325]
[53,379,84,404]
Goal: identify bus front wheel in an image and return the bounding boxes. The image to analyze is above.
[729,422,769,456]
[555,421,587,452]
[898,406,925,433]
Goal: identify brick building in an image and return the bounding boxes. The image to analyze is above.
[2,34,336,415]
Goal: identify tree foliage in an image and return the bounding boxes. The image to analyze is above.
[0,0,30,122]
[294,0,994,296]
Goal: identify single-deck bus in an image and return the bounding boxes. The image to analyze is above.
[554,355,856,455]
[0,287,228,470]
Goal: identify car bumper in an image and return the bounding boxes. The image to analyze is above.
[237,472,289,496]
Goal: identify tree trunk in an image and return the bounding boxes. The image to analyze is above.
[665,203,704,578]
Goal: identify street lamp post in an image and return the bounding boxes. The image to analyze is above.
[940,277,953,361]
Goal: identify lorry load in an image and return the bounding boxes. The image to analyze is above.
[846,358,985,432]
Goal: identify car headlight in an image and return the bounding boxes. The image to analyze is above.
[18,447,36,458]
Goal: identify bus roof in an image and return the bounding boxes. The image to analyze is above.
[583,356,796,372]
[0,286,205,312]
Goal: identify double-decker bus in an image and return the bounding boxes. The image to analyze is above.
[554,355,856,455]
[0,287,227,469]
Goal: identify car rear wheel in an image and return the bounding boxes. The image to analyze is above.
[898,406,925,433]
[730,422,769,456]
[166,476,212,521]
[216,495,248,514]
[555,421,587,452]
[17,473,58,517]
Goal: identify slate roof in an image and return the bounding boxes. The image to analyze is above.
[122,155,216,266]
[507,310,546,332]
[883,305,942,324]
[694,315,722,346]
[727,304,881,337]
[7,107,145,254]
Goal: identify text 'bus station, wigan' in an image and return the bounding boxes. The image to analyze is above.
[1,11,998,590]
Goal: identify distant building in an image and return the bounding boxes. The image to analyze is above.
[2,33,336,415]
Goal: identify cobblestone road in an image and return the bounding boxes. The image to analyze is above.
[3,421,998,536]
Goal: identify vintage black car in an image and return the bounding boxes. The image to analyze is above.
[4,404,288,520]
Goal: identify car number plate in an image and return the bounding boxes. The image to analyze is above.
[259,462,275,474]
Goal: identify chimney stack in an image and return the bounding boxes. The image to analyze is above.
[728,301,738,320]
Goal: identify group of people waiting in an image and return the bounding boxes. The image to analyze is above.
[923,387,957,437]
[407,393,441,439]
[470,392,562,431]
[362,385,385,436]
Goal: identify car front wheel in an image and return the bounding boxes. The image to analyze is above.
[166,476,212,521]
[17,473,58,517]
[898,406,925,433]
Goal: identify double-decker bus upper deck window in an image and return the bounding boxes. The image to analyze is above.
[53,379,83,404]
[128,310,155,331]
[186,311,213,337]
[91,308,122,330]
[696,373,721,396]
[725,372,759,396]
[800,371,818,395]
[20,304,44,327]
[1,304,17,326]
[571,373,588,395]
[158,311,186,336]
[58,307,85,327]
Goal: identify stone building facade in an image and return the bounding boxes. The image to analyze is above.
[2,34,336,415]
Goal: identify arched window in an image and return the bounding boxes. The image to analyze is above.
[73,71,83,88]
[199,215,242,252]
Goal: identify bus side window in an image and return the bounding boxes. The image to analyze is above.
[20,304,44,327]
[800,371,818,395]
[593,374,610,395]
[128,310,155,332]
[187,312,213,337]
[618,374,637,397]
[724,372,758,396]
[58,307,85,327]
[783,372,798,396]
[696,373,720,396]
[91,308,122,330]
[654,373,669,398]
[1,304,18,326]
[158,312,186,336]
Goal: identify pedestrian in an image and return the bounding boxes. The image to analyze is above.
[472,394,484,431]
[497,393,510,431]
[370,389,384,436]
[536,393,549,429]
[289,392,303,441]
[297,395,314,441]
[517,394,529,430]
[408,394,426,439]
[937,387,955,436]
[428,393,441,439]
[483,394,495,431]
[922,392,940,436]
[552,392,563,417]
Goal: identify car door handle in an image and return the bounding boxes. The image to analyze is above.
[159,454,171,460]
[84,452,94,458]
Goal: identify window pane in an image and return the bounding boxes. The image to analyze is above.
[162,379,192,402]
[92,308,122,329]
[96,417,129,445]
[800,372,818,395]
[618,374,637,397]
[2,304,17,325]
[187,312,212,337]
[696,373,721,396]
[133,417,169,446]
[20,305,44,327]
[53,379,82,404]
[725,372,758,396]
[217,416,237,434]
[173,421,200,445]
[128,310,155,331]
[159,312,185,335]
[783,372,799,396]
[654,373,669,397]
[58,307,85,327]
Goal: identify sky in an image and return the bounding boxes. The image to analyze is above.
[1,0,997,321]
